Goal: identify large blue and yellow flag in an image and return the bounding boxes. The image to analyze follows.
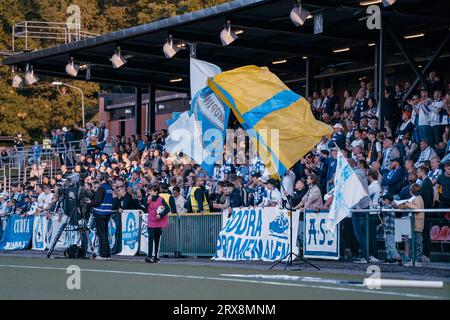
[208,65,333,178]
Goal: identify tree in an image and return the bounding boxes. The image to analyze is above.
[0,0,228,142]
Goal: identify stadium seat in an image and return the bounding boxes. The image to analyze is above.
[430,225,440,241]
[437,226,450,241]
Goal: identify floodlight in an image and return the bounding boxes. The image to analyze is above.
[111,47,127,68]
[12,74,23,88]
[65,57,80,77]
[163,36,181,58]
[24,64,39,85]
[290,4,311,26]
[220,21,238,46]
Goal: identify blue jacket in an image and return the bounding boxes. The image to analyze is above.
[93,183,114,215]
[382,167,404,195]
[322,157,337,182]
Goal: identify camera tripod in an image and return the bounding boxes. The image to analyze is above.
[46,199,96,259]
[268,187,320,271]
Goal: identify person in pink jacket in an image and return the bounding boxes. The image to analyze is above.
[145,185,170,264]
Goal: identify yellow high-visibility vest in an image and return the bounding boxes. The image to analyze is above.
[189,187,210,213]
[160,193,174,213]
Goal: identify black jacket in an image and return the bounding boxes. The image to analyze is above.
[120,193,140,210]
[421,178,434,209]
[288,188,308,208]
[230,188,244,208]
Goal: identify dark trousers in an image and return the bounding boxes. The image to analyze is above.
[368,214,379,259]
[431,125,444,147]
[423,217,432,258]
[94,214,111,258]
[148,227,162,259]
[340,217,359,258]
[352,213,367,258]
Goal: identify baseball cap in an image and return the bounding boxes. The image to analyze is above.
[419,85,427,92]
[333,123,344,129]
[62,127,68,132]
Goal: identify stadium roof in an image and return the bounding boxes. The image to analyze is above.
[3,0,450,92]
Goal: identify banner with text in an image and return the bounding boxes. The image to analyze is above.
[117,210,140,256]
[304,210,340,260]
[32,215,50,251]
[0,216,34,251]
[214,207,299,261]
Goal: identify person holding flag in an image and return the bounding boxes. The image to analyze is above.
[325,147,372,262]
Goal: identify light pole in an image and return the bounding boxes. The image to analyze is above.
[51,81,85,128]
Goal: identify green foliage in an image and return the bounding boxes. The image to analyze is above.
[0,0,228,142]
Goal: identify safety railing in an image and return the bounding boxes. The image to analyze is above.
[0,140,94,193]
[12,21,100,51]
[159,212,223,257]
[349,208,450,266]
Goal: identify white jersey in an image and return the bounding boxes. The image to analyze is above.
[417,99,432,126]
[263,188,282,207]
[27,202,39,216]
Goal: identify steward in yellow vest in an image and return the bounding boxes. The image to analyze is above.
[159,183,177,214]
[188,177,210,213]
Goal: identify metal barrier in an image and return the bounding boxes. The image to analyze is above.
[159,213,223,257]
[159,214,181,257]
[350,208,450,266]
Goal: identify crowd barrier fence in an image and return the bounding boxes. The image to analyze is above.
[0,208,448,264]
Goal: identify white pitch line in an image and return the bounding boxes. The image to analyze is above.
[0,264,446,300]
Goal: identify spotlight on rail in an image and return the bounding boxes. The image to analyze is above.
[220,21,238,46]
[111,47,128,68]
[24,64,39,85]
[290,3,311,26]
[12,74,23,88]
[164,35,183,58]
[65,57,80,77]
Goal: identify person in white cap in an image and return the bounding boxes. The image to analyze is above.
[328,123,346,150]
[262,178,282,207]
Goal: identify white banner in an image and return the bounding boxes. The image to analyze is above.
[304,211,340,260]
[32,215,50,251]
[47,215,80,249]
[213,207,299,261]
[117,210,140,256]
[139,213,148,255]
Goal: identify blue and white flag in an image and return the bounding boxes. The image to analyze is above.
[165,58,230,176]
[326,151,369,233]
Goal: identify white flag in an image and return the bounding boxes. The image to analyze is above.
[164,111,204,165]
[326,151,370,232]
[190,58,222,97]
[165,58,226,176]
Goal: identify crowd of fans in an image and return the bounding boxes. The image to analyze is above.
[0,71,449,265]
